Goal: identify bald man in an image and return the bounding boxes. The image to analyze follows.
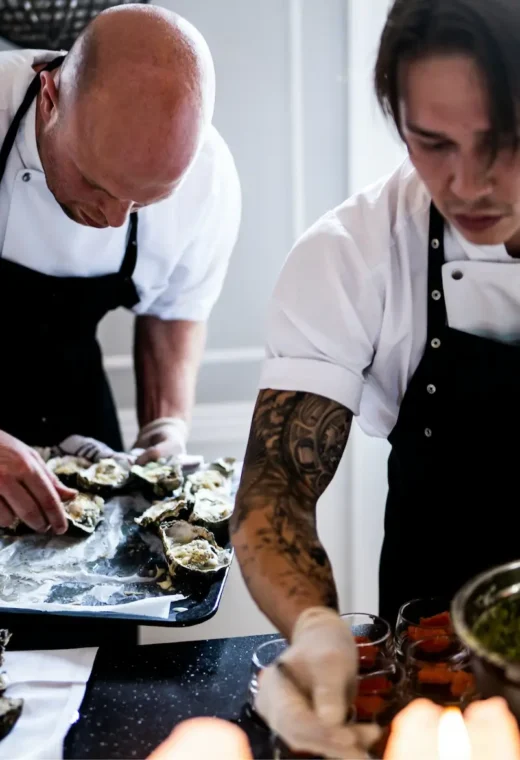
[0,5,241,537]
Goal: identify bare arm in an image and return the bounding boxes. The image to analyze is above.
[133,316,206,427]
[231,389,353,640]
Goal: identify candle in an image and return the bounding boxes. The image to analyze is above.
[437,708,471,760]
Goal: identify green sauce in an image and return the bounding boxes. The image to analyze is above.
[473,595,520,661]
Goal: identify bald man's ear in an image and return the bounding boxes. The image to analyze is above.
[39,71,60,126]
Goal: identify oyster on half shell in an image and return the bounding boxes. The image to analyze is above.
[134,497,189,529]
[46,456,91,489]
[130,461,183,499]
[78,458,130,496]
[188,488,234,542]
[184,468,231,498]
[158,520,231,579]
[210,457,236,479]
[0,697,23,740]
[63,493,104,534]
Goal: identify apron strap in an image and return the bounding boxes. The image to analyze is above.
[426,203,449,342]
[119,212,138,279]
[0,56,65,185]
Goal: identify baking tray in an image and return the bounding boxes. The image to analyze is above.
[0,466,238,628]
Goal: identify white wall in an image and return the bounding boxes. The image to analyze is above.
[345,0,407,615]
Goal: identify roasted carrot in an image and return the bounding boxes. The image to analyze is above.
[417,664,453,685]
[355,696,387,720]
[419,612,452,629]
[450,671,476,698]
[358,676,393,695]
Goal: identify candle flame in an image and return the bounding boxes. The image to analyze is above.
[437,707,471,760]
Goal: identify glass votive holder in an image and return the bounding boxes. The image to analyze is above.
[248,637,288,707]
[341,612,394,671]
[404,634,478,708]
[395,597,452,660]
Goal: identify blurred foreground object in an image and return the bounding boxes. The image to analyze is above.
[147,717,253,760]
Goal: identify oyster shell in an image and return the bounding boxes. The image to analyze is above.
[63,493,104,534]
[46,456,91,489]
[188,488,234,542]
[134,497,189,529]
[185,468,231,497]
[0,697,23,740]
[210,457,236,478]
[130,462,183,499]
[78,458,130,496]
[159,520,232,579]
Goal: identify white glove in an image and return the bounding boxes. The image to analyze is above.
[255,607,380,759]
[256,664,380,760]
[131,417,188,465]
[57,435,131,463]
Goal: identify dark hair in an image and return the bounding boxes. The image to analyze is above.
[375,0,520,155]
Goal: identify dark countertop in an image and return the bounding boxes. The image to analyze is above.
[64,634,278,760]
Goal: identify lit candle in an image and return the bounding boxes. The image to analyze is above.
[437,708,471,760]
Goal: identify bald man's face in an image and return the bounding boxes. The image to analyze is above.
[37,69,202,228]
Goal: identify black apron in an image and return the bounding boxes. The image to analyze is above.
[0,56,140,450]
[0,57,140,648]
[379,203,520,628]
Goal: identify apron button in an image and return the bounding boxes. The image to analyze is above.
[41,416,47,424]
[452,270,464,281]
[431,338,441,349]
[431,290,442,301]
[425,428,433,438]
[22,172,31,182]
[427,384,437,394]
[431,239,440,249]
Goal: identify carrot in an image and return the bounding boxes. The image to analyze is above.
[358,676,393,695]
[420,612,452,629]
[450,671,476,698]
[417,664,453,685]
[355,636,379,668]
[355,696,387,720]
[408,625,448,642]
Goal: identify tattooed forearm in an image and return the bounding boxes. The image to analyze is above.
[231,389,353,635]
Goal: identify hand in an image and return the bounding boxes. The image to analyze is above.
[255,607,380,759]
[147,717,253,760]
[0,431,76,534]
[256,662,380,759]
[131,418,187,465]
[57,435,131,463]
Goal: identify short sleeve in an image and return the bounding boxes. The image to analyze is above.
[259,211,384,415]
[141,130,242,321]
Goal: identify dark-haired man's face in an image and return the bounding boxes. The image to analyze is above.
[400,55,520,254]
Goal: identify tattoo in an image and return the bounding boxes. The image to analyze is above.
[231,390,353,610]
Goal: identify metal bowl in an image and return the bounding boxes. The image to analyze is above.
[452,559,520,721]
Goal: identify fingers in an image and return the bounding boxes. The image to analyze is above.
[256,665,381,760]
[0,498,15,528]
[147,718,253,760]
[43,468,77,500]
[2,478,48,533]
[135,442,171,466]
[311,655,351,726]
[465,698,520,760]
[24,469,68,534]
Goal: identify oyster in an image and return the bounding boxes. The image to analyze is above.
[78,458,130,496]
[46,456,90,489]
[210,457,236,478]
[0,631,11,668]
[63,493,104,534]
[134,497,189,529]
[159,520,232,579]
[0,697,23,740]
[188,488,234,542]
[185,468,231,498]
[130,461,183,499]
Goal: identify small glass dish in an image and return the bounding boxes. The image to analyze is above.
[271,706,357,759]
[395,597,452,660]
[404,634,478,708]
[355,659,407,760]
[341,613,394,671]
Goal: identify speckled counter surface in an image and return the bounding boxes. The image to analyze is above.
[64,635,277,759]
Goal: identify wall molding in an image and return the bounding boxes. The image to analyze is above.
[104,346,265,372]
[119,401,255,448]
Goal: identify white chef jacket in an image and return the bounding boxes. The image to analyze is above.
[0,49,242,321]
[260,157,520,439]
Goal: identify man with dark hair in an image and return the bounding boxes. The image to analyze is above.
[232,0,520,754]
[0,4,241,535]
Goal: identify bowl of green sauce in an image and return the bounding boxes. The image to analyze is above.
[452,559,520,722]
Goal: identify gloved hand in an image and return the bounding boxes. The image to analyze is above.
[255,607,381,759]
[256,662,380,759]
[57,435,131,463]
[131,417,188,465]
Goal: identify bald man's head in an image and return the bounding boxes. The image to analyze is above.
[36,4,215,228]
